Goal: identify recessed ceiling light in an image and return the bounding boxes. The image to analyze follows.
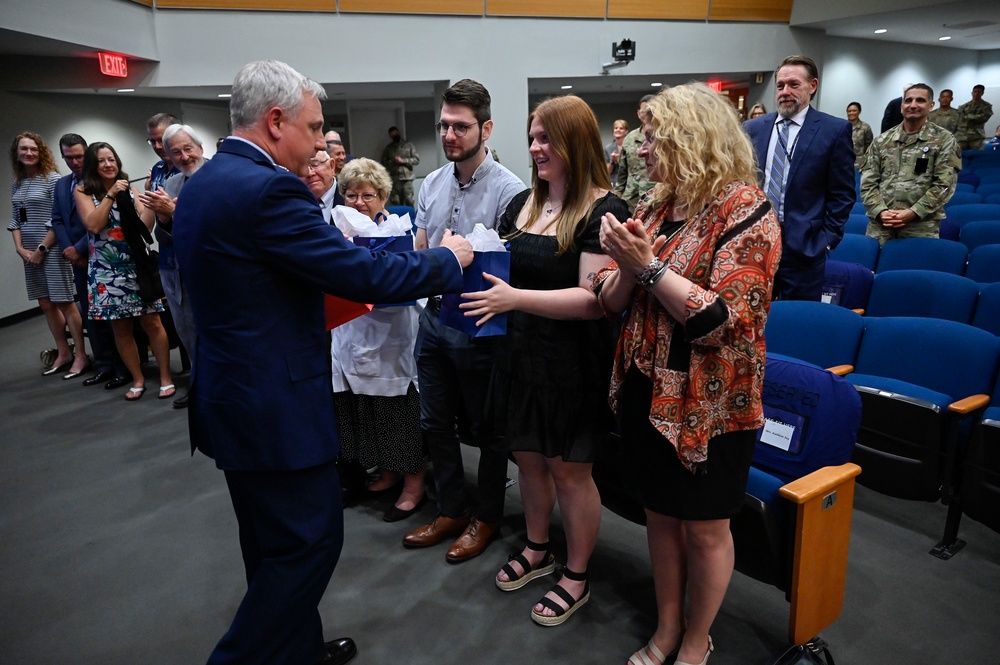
[939,36,951,41]
[651,82,663,87]
[218,93,232,98]
[874,29,887,34]
[561,85,573,90]
[117,88,134,93]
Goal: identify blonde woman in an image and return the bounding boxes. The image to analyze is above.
[331,158,427,522]
[7,132,88,378]
[463,95,629,626]
[596,84,782,665]
[606,118,629,190]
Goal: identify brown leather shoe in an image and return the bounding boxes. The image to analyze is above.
[445,518,501,563]
[402,514,470,548]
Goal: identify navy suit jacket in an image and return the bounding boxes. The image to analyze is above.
[50,174,88,257]
[744,107,856,264]
[174,138,463,472]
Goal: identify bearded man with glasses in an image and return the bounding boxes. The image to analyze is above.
[401,79,526,563]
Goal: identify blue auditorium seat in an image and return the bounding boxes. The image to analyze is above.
[844,213,869,235]
[766,300,864,374]
[822,260,873,310]
[875,237,968,275]
[865,270,979,323]
[828,233,879,270]
[945,191,983,208]
[959,221,1000,252]
[846,317,1000,505]
[972,282,1000,335]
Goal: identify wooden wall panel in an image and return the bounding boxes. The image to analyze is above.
[155,0,335,10]
[709,0,793,22]
[339,0,482,14]
[487,0,605,18]
[607,0,708,21]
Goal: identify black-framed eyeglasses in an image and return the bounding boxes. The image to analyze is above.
[146,138,163,147]
[345,193,378,203]
[435,121,479,137]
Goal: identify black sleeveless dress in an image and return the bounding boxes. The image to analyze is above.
[489,189,630,462]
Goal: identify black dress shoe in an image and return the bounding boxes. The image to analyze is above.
[83,371,114,387]
[104,375,130,390]
[317,637,356,664]
[384,495,428,523]
[172,393,190,409]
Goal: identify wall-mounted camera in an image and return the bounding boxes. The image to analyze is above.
[603,39,636,74]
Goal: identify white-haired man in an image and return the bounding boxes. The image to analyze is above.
[138,123,206,408]
[173,60,472,665]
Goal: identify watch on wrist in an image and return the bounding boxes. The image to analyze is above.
[635,257,665,287]
[37,244,48,254]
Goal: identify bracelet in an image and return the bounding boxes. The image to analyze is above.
[635,257,665,287]
[105,194,115,201]
[644,262,670,289]
[37,244,48,254]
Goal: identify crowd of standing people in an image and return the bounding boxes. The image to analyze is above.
[6,52,990,665]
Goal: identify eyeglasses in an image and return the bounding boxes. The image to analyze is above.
[435,121,478,137]
[345,192,378,203]
[307,160,330,171]
[146,138,164,148]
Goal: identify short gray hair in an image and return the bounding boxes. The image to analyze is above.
[162,124,204,149]
[338,157,392,200]
[229,60,327,131]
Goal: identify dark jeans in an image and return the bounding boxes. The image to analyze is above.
[414,304,507,522]
[74,264,123,375]
[211,461,343,665]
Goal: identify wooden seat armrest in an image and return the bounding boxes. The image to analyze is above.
[852,308,865,315]
[948,394,990,415]
[826,364,854,377]
[779,463,862,504]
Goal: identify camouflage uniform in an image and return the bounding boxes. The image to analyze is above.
[380,139,420,207]
[861,121,961,245]
[928,107,960,135]
[851,120,874,170]
[955,99,994,151]
[618,127,653,212]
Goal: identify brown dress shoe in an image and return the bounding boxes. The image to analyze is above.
[402,514,470,548]
[446,518,501,563]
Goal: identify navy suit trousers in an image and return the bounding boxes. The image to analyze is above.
[208,461,343,665]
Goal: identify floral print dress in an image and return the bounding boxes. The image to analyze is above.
[87,195,163,320]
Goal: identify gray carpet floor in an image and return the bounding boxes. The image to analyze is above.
[1,314,998,664]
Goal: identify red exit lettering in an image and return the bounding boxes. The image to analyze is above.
[98,52,128,78]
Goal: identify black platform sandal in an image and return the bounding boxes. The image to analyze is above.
[530,567,589,626]
[495,539,556,592]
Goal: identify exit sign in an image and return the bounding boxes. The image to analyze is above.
[98,52,128,78]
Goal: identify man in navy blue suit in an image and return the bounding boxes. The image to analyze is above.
[174,60,473,665]
[744,55,856,301]
[49,133,125,386]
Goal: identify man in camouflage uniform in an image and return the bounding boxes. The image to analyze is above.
[380,126,420,207]
[928,89,960,135]
[861,83,961,245]
[617,94,655,212]
[955,85,994,151]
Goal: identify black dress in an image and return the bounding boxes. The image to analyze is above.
[489,189,630,462]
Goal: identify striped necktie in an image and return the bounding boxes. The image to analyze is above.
[767,119,793,219]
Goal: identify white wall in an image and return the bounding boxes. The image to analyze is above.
[821,36,981,131]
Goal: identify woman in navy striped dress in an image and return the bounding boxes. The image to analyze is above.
[7,132,88,378]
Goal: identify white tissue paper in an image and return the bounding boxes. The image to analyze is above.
[332,205,412,238]
[466,223,507,252]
